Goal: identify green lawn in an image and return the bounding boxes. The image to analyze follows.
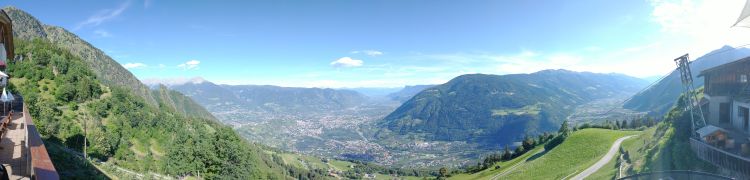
[280,153,306,169]
[503,129,639,179]
[328,159,355,171]
[453,129,641,179]
[450,145,545,180]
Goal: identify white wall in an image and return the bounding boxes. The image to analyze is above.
[733,100,750,134]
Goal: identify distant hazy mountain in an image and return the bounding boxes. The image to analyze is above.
[386,85,436,102]
[623,46,750,115]
[377,70,648,147]
[168,79,369,114]
[346,87,402,98]
[224,85,368,112]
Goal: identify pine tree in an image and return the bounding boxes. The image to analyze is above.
[502,145,512,160]
[439,167,448,178]
[514,145,525,155]
[559,120,570,136]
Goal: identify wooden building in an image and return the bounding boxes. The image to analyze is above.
[699,56,750,134]
[0,9,12,70]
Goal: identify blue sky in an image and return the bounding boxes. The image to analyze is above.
[5,0,750,87]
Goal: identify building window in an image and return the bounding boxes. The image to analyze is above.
[741,74,748,83]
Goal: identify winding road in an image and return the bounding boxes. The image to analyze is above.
[569,135,635,180]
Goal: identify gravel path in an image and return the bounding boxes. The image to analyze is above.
[570,135,635,180]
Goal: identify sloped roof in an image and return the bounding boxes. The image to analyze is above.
[698,56,750,77]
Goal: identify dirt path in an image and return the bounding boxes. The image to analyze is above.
[569,135,634,180]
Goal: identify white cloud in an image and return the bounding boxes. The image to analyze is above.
[351,50,384,56]
[330,57,363,67]
[93,29,112,37]
[648,0,750,58]
[178,60,201,70]
[123,62,147,69]
[587,0,750,78]
[75,1,131,30]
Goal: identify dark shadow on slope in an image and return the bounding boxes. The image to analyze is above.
[526,150,548,162]
[44,141,109,180]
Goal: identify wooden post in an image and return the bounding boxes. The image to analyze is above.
[83,112,87,160]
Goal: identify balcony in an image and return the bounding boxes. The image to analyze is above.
[690,137,750,179]
[0,99,58,179]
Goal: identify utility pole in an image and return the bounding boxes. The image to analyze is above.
[674,54,707,137]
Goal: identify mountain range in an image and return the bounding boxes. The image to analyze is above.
[165,79,371,122]
[376,70,649,147]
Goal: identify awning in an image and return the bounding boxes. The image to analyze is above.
[0,88,10,102]
[696,125,726,138]
[735,0,750,27]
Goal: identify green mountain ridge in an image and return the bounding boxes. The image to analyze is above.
[378,70,649,147]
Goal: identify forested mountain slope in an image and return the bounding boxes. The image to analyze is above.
[378,70,648,147]
[4,7,326,179]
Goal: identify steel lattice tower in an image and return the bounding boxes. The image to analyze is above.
[674,54,707,137]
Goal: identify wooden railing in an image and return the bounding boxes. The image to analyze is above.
[0,112,10,140]
[23,103,59,180]
[690,137,750,178]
